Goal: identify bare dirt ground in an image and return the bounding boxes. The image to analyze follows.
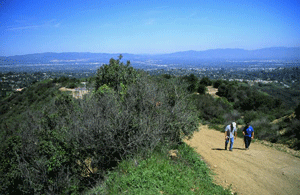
[59,87,89,99]
[185,125,300,195]
[206,86,219,98]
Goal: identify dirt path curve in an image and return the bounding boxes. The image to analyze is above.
[184,125,300,195]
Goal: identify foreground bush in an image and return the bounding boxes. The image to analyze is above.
[0,59,199,194]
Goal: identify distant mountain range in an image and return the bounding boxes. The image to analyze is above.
[161,47,300,59]
[1,47,300,64]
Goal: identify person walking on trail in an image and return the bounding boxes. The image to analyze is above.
[225,122,237,151]
[243,123,254,150]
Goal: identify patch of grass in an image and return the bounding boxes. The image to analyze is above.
[86,143,231,195]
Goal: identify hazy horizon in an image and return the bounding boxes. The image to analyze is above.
[1,0,300,56]
[0,46,298,57]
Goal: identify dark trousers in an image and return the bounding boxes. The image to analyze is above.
[244,136,252,148]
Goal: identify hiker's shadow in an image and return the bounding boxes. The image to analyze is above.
[212,148,246,150]
[233,148,247,150]
[211,148,226,150]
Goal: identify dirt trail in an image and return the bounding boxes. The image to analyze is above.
[184,125,300,195]
[59,87,89,99]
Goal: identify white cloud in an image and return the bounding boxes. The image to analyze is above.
[54,23,61,28]
[7,19,61,31]
[145,18,156,25]
[8,25,41,31]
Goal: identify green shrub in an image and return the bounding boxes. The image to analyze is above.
[192,94,231,123]
[67,82,77,89]
[223,110,241,124]
[187,83,197,93]
[243,110,259,124]
[282,119,300,149]
[200,77,212,86]
[296,104,300,119]
[197,84,207,94]
[250,117,279,141]
[95,56,138,91]
[182,74,198,85]
[94,84,115,97]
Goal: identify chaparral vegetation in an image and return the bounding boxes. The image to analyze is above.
[0,56,299,194]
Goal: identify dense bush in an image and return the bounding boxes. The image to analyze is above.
[182,74,198,85]
[223,110,241,124]
[213,79,223,88]
[296,104,300,120]
[0,58,199,194]
[243,110,260,124]
[281,119,300,149]
[199,77,212,86]
[187,83,197,93]
[192,94,232,123]
[197,84,207,94]
[217,81,285,118]
[182,74,199,93]
[250,117,278,141]
[0,80,58,119]
[95,55,138,91]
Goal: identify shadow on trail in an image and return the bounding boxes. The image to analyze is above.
[233,148,247,150]
[212,148,246,151]
[211,148,226,150]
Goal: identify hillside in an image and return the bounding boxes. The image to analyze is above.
[1,57,299,194]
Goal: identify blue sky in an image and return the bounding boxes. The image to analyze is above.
[1,0,299,56]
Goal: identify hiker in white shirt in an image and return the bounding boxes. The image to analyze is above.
[225,122,237,151]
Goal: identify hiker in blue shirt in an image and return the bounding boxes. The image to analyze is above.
[243,123,254,150]
[224,122,237,151]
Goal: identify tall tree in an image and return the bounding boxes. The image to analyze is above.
[95,56,138,91]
